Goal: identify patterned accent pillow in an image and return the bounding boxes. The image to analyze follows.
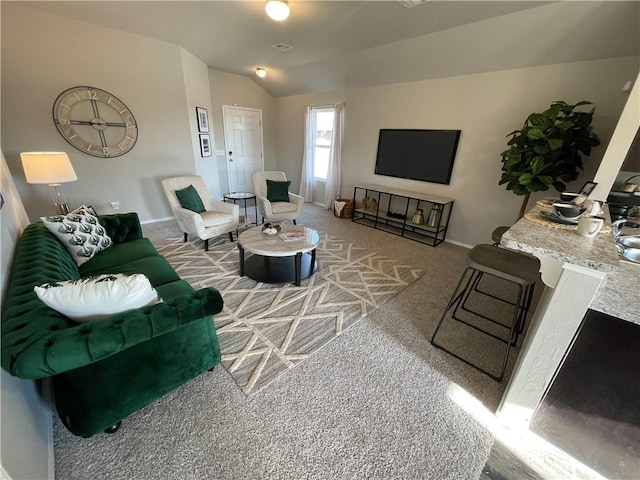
[41,206,113,266]
[34,273,161,323]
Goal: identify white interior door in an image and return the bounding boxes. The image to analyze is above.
[222,106,264,193]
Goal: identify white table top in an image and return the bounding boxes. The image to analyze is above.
[224,192,255,200]
[238,225,319,257]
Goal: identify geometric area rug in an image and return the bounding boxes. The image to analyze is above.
[154,232,422,395]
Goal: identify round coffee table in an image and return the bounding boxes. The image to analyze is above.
[238,225,319,286]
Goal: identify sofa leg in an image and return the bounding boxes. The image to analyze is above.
[183,232,188,243]
[204,239,209,252]
[104,421,122,434]
[228,232,234,242]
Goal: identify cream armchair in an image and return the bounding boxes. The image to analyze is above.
[252,171,304,224]
[161,176,239,251]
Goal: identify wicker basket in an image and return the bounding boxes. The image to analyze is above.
[333,197,354,218]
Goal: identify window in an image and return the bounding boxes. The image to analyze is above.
[311,108,334,181]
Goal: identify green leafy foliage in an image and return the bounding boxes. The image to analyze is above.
[499,100,600,196]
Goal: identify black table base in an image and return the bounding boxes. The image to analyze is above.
[239,248,317,286]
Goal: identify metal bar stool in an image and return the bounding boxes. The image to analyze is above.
[476,225,523,324]
[430,244,540,381]
[492,225,510,246]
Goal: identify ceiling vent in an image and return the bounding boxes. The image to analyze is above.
[271,43,293,51]
[397,0,428,8]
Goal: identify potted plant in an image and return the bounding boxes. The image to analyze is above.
[499,100,601,219]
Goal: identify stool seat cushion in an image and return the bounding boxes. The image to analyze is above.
[467,244,540,286]
[492,226,510,244]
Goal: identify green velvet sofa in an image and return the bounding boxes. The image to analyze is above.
[1,212,223,438]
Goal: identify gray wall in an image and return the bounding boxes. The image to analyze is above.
[1,154,52,479]
[593,73,640,197]
[275,57,640,246]
[1,3,210,222]
[181,49,219,199]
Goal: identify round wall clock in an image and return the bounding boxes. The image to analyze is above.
[53,86,138,158]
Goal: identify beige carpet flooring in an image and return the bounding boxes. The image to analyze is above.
[141,203,529,410]
[154,231,422,394]
[53,204,543,479]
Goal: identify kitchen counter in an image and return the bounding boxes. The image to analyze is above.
[590,259,640,325]
[501,206,619,274]
[502,207,638,324]
[497,205,626,429]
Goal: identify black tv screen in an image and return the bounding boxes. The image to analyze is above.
[374,129,461,185]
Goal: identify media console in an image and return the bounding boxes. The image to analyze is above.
[351,184,454,246]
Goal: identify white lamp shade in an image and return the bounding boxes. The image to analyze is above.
[21,152,78,184]
[265,0,290,21]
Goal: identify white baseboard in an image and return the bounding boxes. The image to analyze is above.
[140,216,175,225]
[445,238,473,249]
[43,379,54,480]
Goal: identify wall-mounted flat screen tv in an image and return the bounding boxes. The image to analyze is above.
[374,129,461,185]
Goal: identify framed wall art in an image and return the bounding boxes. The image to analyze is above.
[199,134,212,157]
[196,107,209,133]
[579,181,598,196]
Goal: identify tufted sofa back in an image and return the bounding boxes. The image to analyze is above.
[1,212,145,378]
[1,223,79,375]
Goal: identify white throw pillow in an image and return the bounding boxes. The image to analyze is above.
[34,273,161,323]
[41,206,112,266]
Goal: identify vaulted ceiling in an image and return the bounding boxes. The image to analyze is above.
[19,1,640,97]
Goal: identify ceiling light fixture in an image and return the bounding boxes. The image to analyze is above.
[265,0,290,21]
[256,67,267,78]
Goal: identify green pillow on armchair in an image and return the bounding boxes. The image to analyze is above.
[252,171,304,225]
[266,180,291,202]
[175,185,205,213]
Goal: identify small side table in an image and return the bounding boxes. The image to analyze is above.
[223,192,258,226]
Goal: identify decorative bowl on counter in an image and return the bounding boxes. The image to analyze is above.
[262,223,281,235]
[553,202,585,219]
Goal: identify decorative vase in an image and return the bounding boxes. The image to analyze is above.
[427,205,442,227]
[411,209,425,225]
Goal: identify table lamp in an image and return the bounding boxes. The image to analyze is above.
[20,152,78,215]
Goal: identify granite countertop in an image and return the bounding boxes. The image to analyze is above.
[590,259,640,325]
[501,206,620,273]
[502,205,639,324]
